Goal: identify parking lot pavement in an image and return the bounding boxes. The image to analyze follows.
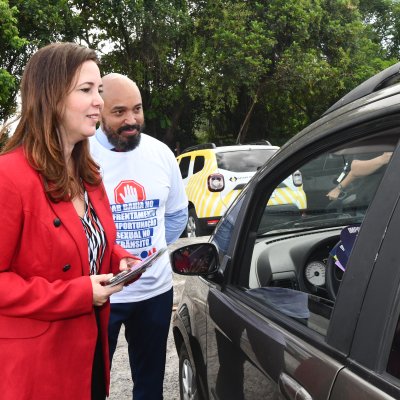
[108,236,210,400]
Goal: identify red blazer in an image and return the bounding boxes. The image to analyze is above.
[0,147,130,400]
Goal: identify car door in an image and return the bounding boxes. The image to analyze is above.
[206,287,344,399]
[204,115,400,399]
[328,152,400,399]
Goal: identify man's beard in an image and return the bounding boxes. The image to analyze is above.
[102,120,143,151]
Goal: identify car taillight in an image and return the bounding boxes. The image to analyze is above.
[292,170,302,186]
[208,173,225,192]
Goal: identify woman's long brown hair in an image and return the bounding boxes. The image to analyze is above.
[2,42,102,202]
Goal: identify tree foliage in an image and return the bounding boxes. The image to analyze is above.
[185,0,397,145]
[1,0,400,149]
[0,0,27,122]
[1,0,83,126]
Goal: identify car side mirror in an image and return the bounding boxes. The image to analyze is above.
[170,243,219,276]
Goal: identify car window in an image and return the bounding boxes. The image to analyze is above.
[193,156,205,174]
[244,140,394,336]
[213,195,244,254]
[216,149,276,172]
[258,149,390,236]
[179,156,190,179]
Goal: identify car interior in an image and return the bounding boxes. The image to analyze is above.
[245,136,397,336]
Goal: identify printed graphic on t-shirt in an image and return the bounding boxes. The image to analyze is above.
[111,179,159,258]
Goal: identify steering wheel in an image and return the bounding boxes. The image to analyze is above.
[325,241,345,301]
[326,192,358,213]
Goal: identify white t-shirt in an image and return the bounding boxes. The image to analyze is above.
[89,129,188,302]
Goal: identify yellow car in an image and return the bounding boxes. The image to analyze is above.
[177,143,307,237]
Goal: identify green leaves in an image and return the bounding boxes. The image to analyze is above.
[1,0,399,149]
[0,0,27,121]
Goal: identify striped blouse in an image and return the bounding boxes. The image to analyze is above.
[80,189,106,275]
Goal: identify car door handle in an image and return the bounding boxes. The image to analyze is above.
[278,372,313,400]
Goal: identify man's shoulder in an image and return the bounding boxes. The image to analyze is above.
[88,133,100,150]
[89,133,109,158]
[89,132,102,147]
[141,134,174,154]
[142,133,166,146]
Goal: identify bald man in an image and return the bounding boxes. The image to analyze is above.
[89,73,188,400]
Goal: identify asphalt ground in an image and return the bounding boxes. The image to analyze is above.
[108,236,209,400]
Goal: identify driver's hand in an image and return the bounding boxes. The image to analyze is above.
[380,152,392,165]
[327,186,341,200]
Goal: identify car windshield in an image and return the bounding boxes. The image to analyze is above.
[216,148,276,172]
[257,144,394,236]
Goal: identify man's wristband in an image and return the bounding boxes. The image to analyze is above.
[337,183,343,191]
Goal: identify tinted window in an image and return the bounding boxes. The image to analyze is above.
[244,140,394,336]
[179,156,190,179]
[258,149,391,236]
[216,149,276,172]
[193,156,205,174]
[213,196,244,255]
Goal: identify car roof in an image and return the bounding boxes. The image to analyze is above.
[180,142,279,155]
[323,61,400,115]
[213,145,280,153]
[262,64,400,170]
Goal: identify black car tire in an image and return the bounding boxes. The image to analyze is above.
[179,343,199,400]
[185,208,206,238]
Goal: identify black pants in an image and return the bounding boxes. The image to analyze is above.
[92,308,106,400]
[108,288,173,400]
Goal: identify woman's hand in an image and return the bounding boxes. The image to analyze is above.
[119,256,141,272]
[119,257,142,286]
[90,274,124,306]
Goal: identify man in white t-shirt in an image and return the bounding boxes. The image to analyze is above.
[89,73,188,400]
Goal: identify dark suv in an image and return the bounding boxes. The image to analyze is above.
[170,62,400,399]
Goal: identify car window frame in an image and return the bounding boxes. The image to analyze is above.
[346,146,400,368]
[339,183,400,399]
[328,135,400,352]
[324,140,400,399]
[212,116,400,359]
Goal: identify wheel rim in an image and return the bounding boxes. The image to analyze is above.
[181,358,197,400]
[186,215,197,238]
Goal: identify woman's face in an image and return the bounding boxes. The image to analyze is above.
[59,60,103,150]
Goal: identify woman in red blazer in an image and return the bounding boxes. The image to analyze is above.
[0,43,137,400]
